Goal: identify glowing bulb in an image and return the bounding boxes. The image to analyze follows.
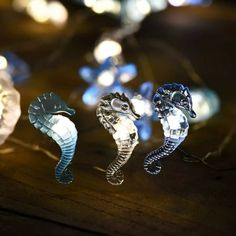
[189,88,220,123]
[94,40,122,63]
[132,95,153,117]
[132,98,145,116]
[108,0,121,14]
[125,0,146,23]
[113,123,130,140]
[0,56,8,70]
[168,0,187,7]
[92,1,105,14]
[84,0,96,7]
[48,1,68,25]
[136,0,151,15]
[97,70,115,86]
[149,0,168,11]
[26,0,49,23]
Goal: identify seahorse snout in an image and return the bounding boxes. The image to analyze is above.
[65,106,76,116]
[188,109,196,118]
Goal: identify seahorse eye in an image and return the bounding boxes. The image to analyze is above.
[181,100,188,106]
[121,103,129,111]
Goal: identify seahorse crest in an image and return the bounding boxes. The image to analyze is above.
[153,83,196,118]
[38,92,75,115]
[28,92,76,124]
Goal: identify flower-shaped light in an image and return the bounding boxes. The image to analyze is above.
[79,57,137,106]
[131,82,157,141]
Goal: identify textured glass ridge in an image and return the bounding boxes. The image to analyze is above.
[28,92,78,184]
[0,75,21,145]
[97,92,140,185]
[144,83,196,174]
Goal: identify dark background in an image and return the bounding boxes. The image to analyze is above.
[0,0,236,235]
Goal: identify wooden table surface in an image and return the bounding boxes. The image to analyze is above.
[0,1,236,235]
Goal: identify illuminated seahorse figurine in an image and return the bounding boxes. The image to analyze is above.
[28,92,78,184]
[97,92,140,185]
[144,83,196,175]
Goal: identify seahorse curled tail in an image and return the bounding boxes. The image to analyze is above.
[144,137,180,174]
[106,140,136,185]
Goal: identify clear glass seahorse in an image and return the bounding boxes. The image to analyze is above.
[28,92,78,184]
[144,83,196,174]
[0,74,21,145]
[97,92,140,185]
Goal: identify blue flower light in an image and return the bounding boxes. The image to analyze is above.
[131,82,157,141]
[79,57,136,107]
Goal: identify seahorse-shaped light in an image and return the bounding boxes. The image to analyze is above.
[97,92,140,185]
[144,83,196,174]
[28,92,78,184]
[0,75,21,145]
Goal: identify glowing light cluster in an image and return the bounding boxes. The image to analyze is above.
[83,0,121,15]
[82,0,168,23]
[79,57,157,141]
[168,0,212,7]
[13,0,68,26]
[81,0,212,24]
